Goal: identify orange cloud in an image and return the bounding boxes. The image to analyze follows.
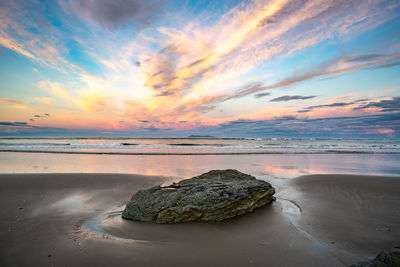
[34,97,56,105]
[78,92,112,112]
[0,98,26,105]
[129,0,398,123]
[37,81,74,102]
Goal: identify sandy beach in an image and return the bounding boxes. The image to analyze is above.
[0,173,399,266]
[2,0,400,265]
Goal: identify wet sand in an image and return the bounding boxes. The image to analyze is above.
[0,173,399,266]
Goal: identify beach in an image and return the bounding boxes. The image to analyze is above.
[1,172,399,266]
[2,0,400,265]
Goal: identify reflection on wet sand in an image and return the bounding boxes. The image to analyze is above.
[1,152,399,178]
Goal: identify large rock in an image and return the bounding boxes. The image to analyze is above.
[122,169,276,223]
[350,247,400,267]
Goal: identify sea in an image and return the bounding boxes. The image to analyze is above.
[1,137,399,179]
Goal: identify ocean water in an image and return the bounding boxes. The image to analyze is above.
[0,137,399,178]
[0,137,399,154]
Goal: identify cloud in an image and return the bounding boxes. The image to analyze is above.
[173,51,400,116]
[140,125,161,131]
[220,119,259,128]
[0,122,97,136]
[374,61,400,69]
[156,90,175,97]
[297,98,370,112]
[0,98,32,111]
[138,120,150,123]
[257,0,310,27]
[274,115,303,121]
[0,98,26,105]
[307,101,358,109]
[345,53,383,63]
[215,112,400,137]
[0,2,79,71]
[71,0,166,30]
[130,0,398,120]
[1,0,399,130]
[353,97,400,112]
[0,122,28,126]
[221,52,400,102]
[254,92,271,98]
[37,81,74,102]
[32,113,50,118]
[78,93,112,112]
[34,97,56,105]
[270,95,316,102]
[366,128,395,135]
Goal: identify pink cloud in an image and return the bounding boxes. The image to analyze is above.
[366,128,395,135]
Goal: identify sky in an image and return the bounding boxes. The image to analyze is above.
[0,0,399,138]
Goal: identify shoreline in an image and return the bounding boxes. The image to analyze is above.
[2,149,398,155]
[1,173,399,266]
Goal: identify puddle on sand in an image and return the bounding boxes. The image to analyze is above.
[81,204,171,244]
[79,197,366,265]
[83,199,304,245]
[83,199,305,245]
[278,198,301,217]
[277,198,326,248]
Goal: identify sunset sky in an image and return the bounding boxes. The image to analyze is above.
[0,0,399,137]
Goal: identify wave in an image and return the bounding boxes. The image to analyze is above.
[0,137,398,154]
[120,143,138,146]
[167,143,230,146]
[0,143,71,146]
[1,137,395,141]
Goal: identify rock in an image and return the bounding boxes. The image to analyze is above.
[122,169,276,223]
[350,248,400,267]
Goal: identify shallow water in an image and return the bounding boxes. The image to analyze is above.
[1,152,399,179]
